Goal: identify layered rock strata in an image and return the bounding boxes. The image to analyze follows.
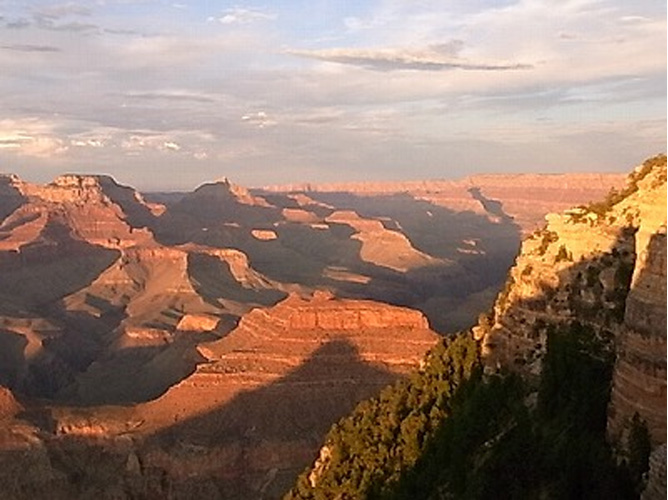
[476,158,666,378]
[0,293,438,499]
[262,173,626,234]
[128,293,438,497]
[607,228,667,444]
[470,157,666,477]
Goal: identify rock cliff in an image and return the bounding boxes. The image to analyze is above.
[9,174,156,249]
[261,173,626,234]
[472,156,666,481]
[608,228,666,445]
[477,157,665,374]
[130,293,438,499]
[0,293,439,499]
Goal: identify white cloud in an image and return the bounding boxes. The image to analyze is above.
[288,46,532,72]
[0,118,68,157]
[71,139,104,147]
[241,111,276,128]
[215,7,276,25]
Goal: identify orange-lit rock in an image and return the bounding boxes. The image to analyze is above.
[251,229,278,240]
[176,314,220,332]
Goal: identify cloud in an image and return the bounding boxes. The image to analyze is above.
[0,118,68,158]
[0,44,60,52]
[43,21,98,32]
[123,91,217,104]
[213,7,276,25]
[71,139,105,148]
[241,111,276,128]
[5,19,31,29]
[287,46,532,72]
[0,0,662,188]
[31,2,92,20]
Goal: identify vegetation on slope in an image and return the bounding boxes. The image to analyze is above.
[579,153,666,218]
[288,322,647,499]
[286,333,479,499]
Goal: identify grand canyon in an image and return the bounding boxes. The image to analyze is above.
[0,158,665,499]
[0,0,664,497]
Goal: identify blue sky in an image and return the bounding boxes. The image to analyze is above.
[0,0,665,189]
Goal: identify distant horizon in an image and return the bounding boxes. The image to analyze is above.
[1,163,638,193]
[0,1,665,190]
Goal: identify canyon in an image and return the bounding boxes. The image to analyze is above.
[290,155,666,500]
[0,168,640,499]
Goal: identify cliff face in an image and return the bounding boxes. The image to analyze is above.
[608,229,667,444]
[10,174,156,249]
[261,173,626,235]
[131,293,438,499]
[475,156,666,451]
[0,294,439,500]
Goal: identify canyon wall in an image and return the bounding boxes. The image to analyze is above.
[607,228,666,444]
[262,173,626,234]
[471,157,666,490]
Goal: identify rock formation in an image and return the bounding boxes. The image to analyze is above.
[261,173,626,234]
[130,293,438,498]
[0,169,639,499]
[469,156,666,492]
[476,158,666,376]
[325,210,441,272]
[0,293,439,499]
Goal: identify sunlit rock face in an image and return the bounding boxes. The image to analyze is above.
[129,293,439,498]
[468,157,666,476]
[608,229,667,445]
[10,174,157,249]
[262,172,626,235]
[476,158,665,380]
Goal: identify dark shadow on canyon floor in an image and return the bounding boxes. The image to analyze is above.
[143,338,399,499]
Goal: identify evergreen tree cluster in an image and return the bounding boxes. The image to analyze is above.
[288,322,647,499]
[287,333,479,499]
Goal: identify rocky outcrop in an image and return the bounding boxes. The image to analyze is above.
[476,158,666,379]
[325,210,441,272]
[2,174,156,250]
[468,157,666,483]
[251,229,278,240]
[607,228,667,445]
[0,386,20,420]
[107,293,438,498]
[262,173,626,234]
[176,314,220,332]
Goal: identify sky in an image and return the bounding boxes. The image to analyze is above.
[0,0,665,190]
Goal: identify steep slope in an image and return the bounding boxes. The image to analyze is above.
[288,156,666,500]
[477,156,666,385]
[324,210,442,272]
[0,293,439,499]
[261,173,626,235]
